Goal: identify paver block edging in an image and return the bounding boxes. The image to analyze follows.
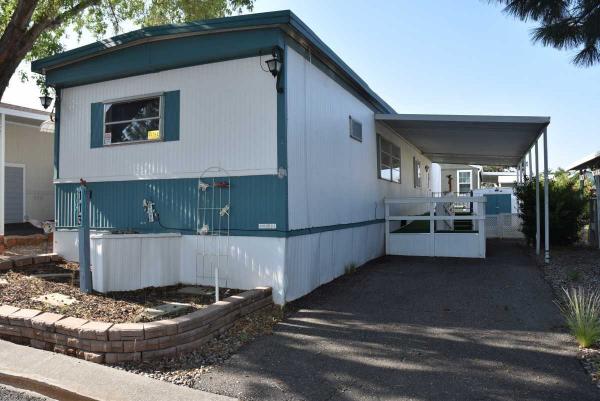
[0,287,272,364]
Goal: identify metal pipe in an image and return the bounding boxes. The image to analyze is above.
[543,128,550,263]
[535,141,540,255]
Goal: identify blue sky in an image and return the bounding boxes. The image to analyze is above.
[4,0,599,169]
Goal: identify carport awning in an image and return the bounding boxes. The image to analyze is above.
[375,114,550,166]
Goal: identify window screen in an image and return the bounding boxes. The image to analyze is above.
[349,116,363,142]
[378,136,400,183]
[104,96,161,145]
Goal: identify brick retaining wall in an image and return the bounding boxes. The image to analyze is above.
[0,287,272,364]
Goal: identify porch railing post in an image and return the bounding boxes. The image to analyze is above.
[429,199,435,257]
[384,200,390,255]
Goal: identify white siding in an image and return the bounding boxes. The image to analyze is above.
[5,122,54,221]
[284,223,384,302]
[285,47,432,230]
[59,56,277,182]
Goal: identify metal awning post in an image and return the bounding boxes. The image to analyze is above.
[528,150,532,180]
[535,141,540,255]
[543,128,550,263]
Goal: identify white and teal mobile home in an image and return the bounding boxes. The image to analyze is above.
[33,11,435,304]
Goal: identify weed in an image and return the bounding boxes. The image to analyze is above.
[557,287,600,348]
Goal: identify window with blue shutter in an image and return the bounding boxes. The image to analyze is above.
[91,90,180,148]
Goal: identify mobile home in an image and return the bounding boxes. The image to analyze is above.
[32,10,550,303]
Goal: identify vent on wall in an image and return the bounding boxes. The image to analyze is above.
[349,116,362,142]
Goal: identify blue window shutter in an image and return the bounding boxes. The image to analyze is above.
[90,102,104,148]
[163,90,180,142]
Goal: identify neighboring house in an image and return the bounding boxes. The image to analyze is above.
[0,103,54,240]
[480,170,517,188]
[438,164,481,194]
[31,10,551,302]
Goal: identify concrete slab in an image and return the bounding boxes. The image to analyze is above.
[0,340,234,401]
[32,293,78,307]
[139,302,191,320]
[177,286,215,296]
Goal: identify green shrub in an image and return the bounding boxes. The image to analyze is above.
[515,170,589,246]
[557,287,600,348]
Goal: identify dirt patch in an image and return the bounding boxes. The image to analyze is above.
[537,245,600,389]
[541,245,600,294]
[0,270,240,323]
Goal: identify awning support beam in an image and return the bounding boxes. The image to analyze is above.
[535,140,540,255]
[543,128,550,263]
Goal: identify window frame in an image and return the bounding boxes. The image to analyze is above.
[349,116,363,142]
[413,157,422,188]
[102,93,165,147]
[377,135,401,184]
[457,169,473,194]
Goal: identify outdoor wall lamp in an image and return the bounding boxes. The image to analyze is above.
[266,47,283,77]
[39,93,53,109]
[261,47,284,93]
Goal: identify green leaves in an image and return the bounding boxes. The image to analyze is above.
[557,286,600,348]
[515,170,590,246]
[0,0,255,96]
[492,0,600,66]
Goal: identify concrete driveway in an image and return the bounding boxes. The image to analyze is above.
[196,240,598,401]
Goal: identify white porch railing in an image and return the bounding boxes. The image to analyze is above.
[384,196,487,258]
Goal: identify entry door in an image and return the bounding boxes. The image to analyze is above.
[5,165,25,223]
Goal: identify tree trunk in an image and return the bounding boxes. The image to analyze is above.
[0,0,40,101]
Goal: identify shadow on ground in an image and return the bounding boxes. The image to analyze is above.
[195,240,598,401]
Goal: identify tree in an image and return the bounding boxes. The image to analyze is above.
[492,0,600,67]
[0,0,254,100]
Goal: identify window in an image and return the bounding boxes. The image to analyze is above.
[457,170,472,194]
[349,116,362,142]
[378,135,400,183]
[413,157,422,188]
[103,96,162,145]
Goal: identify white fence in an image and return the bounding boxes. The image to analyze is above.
[485,213,524,239]
[384,196,487,258]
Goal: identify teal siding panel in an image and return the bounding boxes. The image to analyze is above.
[90,102,104,148]
[55,175,287,235]
[44,29,284,88]
[484,194,512,215]
[163,90,180,142]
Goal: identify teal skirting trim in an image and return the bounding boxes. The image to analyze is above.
[55,176,287,234]
[56,218,384,238]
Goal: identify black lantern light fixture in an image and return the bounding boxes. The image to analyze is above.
[39,93,53,110]
[261,47,284,93]
[265,48,283,77]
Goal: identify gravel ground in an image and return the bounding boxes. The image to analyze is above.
[0,384,55,401]
[113,304,283,386]
[0,271,239,323]
[537,245,600,388]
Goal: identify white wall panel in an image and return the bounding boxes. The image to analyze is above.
[284,223,385,302]
[286,47,432,230]
[59,57,277,182]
